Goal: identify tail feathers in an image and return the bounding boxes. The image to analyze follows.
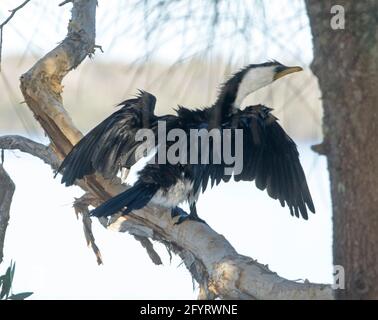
[90,183,159,218]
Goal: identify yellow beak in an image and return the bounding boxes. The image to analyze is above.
[274,66,303,80]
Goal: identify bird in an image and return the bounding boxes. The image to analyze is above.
[56,61,314,223]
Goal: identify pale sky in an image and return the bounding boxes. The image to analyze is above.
[0,0,333,300]
[1,0,313,64]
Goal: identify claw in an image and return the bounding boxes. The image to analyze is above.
[171,206,188,218]
[174,214,207,225]
[172,203,206,225]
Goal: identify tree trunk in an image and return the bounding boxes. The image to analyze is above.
[0,164,15,264]
[305,0,378,299]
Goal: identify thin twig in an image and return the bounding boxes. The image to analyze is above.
[134,235,162,265]
[73,193,103,265]
[93,44,104,53]
[0,0,32,71]
[0,0,32,29]
[59,0,72,6]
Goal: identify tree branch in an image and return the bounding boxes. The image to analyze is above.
[0,135,59,169]
[73,193,103,265]
[108,208,333,299]
[0,0,31,29]
[14,0,334,299]
[0,135,162,266]
[0,165,15,264]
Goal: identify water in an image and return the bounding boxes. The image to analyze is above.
[1,143,332,299]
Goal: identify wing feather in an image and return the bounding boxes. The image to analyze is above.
[192,104,315,219]
[56,91,157,186]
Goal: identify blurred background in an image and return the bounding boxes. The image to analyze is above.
[0,0,331,299]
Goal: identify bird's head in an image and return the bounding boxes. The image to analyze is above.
[233,61,303,107]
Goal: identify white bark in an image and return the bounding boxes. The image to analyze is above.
[109,208,333,299]
[6,0,335,299]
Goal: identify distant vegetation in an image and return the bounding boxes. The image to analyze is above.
[0,55,322,141]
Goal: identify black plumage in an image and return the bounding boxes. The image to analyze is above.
[56,91,157,185]
[174,105,314,219]
[56,62,315,223]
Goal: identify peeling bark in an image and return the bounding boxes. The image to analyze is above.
[109,208,332,299]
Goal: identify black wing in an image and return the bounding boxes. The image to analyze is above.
[194,104,315,219]
[56,91,157,186]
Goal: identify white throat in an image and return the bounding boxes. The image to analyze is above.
[234,66,276,108]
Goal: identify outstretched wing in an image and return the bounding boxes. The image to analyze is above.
[193,104,315,219]
[56,91,157,186]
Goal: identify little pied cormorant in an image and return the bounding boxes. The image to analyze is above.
[56,61,315,224]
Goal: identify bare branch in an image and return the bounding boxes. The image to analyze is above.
[0,0,32,71]
[0,0,32,29]
[0,134,162,265]
[0,165,15,264]
[0,135,59,169]
[73,193,103,265]
[0,134,95,194]
[93,44,104,53]
[133,235,162,266]
[15,0,334,299]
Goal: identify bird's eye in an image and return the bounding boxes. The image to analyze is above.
[275,65,287,73]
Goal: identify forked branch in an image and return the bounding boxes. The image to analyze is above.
[10,0,333,299]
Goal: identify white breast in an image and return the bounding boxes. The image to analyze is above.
[150,179,193,208]
[119,146,158,185]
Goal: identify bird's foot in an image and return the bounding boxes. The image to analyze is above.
[174,213,207,225]
[171,206,188,218]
